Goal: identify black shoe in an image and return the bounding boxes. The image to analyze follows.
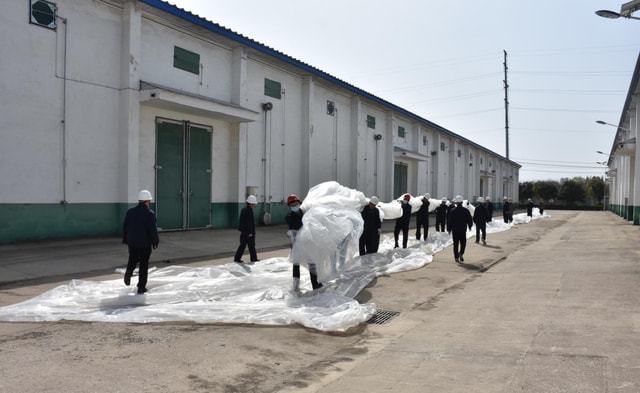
[455,257,459,263]
[250,259,260,263]
[394,244,399,249]
[137,287,147,295]
[460,255,464,262]
[124,274,131,286]
[475,240,479,244]
[312,282,323,290]
[234,260,244,264]
[482,240,487,246]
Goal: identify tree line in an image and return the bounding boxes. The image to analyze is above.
[519,177,606,208]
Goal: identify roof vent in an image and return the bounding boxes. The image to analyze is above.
[30,0,57,29]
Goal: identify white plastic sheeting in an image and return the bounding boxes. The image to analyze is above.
[0,182,549,332]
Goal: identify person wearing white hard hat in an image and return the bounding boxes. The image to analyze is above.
[415,193,431,240]
[446,195,473,263]
[234,195,259,263]
[122,189,159,294]
[527,198,534,217]
[434,198,448,232]
[473,197,489,245]
[360,196,381,255]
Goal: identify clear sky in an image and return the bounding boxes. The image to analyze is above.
[173,0,640,181]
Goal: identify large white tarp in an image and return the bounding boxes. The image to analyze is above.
[0,182,549,332]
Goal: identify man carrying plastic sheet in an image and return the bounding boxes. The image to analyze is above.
[447,195,473,263]
[473,197,490,245]
[435,198,448,232]
[234,195,259,263]
[360,196,381,255]
[415,193,431,240]
[122,190,159,294]
[486,196,494,222]
[394,194,412,249]
[285,194,322,292]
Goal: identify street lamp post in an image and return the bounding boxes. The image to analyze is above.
[595,0,640,20]
[596,120,631,131]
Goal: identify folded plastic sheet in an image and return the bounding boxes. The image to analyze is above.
[0,183,549,332]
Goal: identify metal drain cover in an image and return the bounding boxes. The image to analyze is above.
[367,309,400,325]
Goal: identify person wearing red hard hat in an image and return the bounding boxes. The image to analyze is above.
[285,193,322,292]
[394,193,412,249]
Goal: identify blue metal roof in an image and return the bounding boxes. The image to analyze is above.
[140,0,521,168]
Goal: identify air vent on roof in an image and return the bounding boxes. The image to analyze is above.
[30,0,57,29]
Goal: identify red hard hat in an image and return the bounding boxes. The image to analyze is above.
[403,194,411,201]
[287,194,301,205]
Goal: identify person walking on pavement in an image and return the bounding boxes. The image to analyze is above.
[486,196,494,222]
[434,197,448,232]
[360,196,382,255]
[234,195,259,263]
[394,194,412,248]
[123,190,159,294]
[507,197,514,223]
[285,194,322,292]
[502,196,510,224]
[447,195,473,263]
[473,197,489,245]
[527,198,534,217]
[415,193,431,240]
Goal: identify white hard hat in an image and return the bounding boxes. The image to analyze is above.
[424,193,431,199]
[369,196,379,205]
[477,197,485,203]
[454,195,463,203]
[503,196,508,200]
[486,196,491,201]
[528,198,532,202]
[137,190,152,201]
[246,195,258,204]
[441,197,447,202]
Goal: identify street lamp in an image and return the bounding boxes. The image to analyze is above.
[596,150,610,156]
[595,120,631,132]
[595,0,640,20]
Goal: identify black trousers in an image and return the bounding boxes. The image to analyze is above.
[435,218,446,232]
[126,246,151,290]
[452,232,467,259]
[416,219,429,240]
[359,232,380,255]
[234,233,258,262]
[394,223,409,248]
[476,224,486,242]
[503,213,509,224]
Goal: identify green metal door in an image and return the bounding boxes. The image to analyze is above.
[187,125,212,228]
[394,162,408,199]
[156,120,184,230]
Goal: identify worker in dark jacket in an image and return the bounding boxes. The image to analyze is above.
[234,195,259,263]
[473,197,489,245]
[527,198,534,217]
[447,195,473,263]
[394,194,412,248]
[539,201,544,216]
[434,198,448,232]
[502,196,510,224]
[360,196,382,255]
[506,197,514,223]
[486,196,494,222]
[123,190,159,294]
[285,194,322,292]
[415,193,431,240]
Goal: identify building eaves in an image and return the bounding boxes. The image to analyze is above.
[608,51,640,167]
[140,0,521,168]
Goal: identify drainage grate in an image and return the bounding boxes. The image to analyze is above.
[367,309,400,325]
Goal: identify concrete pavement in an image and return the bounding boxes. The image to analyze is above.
[1,211,637,392]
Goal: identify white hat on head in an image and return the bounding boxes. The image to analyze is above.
[528,198,532,202]
[486,196,491,201]
[477,197,485,203]
[454,195,463,203]
[369,196,379,205]
[441,197,447,202]
[424,193,431,199]
[246,195,258,204]
[137,190,153,201]
[503,196,508,200]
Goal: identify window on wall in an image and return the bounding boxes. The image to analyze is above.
[367,115,376,129]
[398,126,406,138]
[457,149,462,158]
[264,78,282,99]
[470,153,474,160]
[173,46,200,74]
[481,158,484,165]
[326,100,335,116]
[423,135,427,146]
[440,142,446,151]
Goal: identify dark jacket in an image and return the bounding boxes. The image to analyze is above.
[416,198,430,223]
[285,210,303,230]
[435,202,448,221]
[487,202,494,217]
[503,201,512,215]
[527,202,534,216]
[473,204,489,226]
[122,203,159,248]
[396,203,412,226]
[447,205,473,235]
[238,206,256,235]
[361,205,382,234]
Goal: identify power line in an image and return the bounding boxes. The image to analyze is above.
[512,107,619,114]
[520,168,605,174]
[403,89,502,106]
[519,161,605,169]
[511,88,626,96]
[374,72,502,94]
[512,157,603,165]
[430,107,504,119]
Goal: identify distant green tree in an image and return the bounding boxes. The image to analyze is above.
[519,182,534,201]
[558,179,586,205]
[533,181,559,202]
[585,176,605,203]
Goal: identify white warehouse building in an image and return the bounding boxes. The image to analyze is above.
[0,0,520,243]
[606,52,639,225]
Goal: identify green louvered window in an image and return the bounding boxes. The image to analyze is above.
[174,46,200,74]
[264,78,282,99]
[398,126,406,138]
[367,115,376,129]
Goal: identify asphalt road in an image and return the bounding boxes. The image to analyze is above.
[0,211,638,393]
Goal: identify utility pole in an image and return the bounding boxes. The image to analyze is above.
[503,50,510,160]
